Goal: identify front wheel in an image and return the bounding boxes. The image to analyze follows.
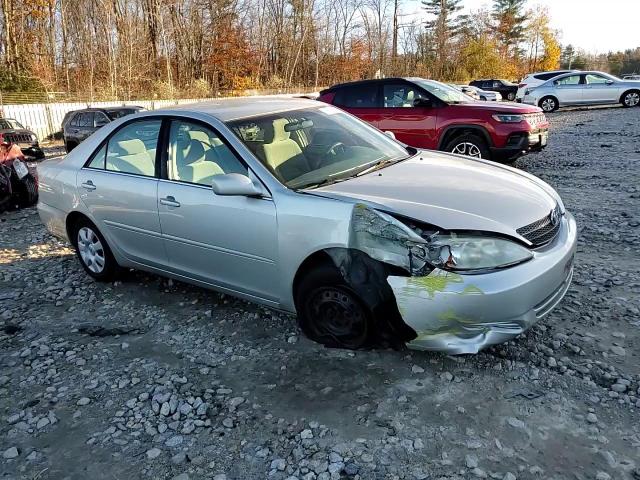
[72,218,120,282]
[539,96,558,113]
[621,90,640,107]
[295,264,372,349]
[445,133,491,160]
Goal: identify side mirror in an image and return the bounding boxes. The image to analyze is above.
[383,131,396,140]
[413,98,432,108]
[211,173,266,197]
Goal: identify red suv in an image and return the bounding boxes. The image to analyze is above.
[318,77,549,162]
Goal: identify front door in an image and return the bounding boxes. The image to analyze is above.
[76,118,167,266]
[157,119,279,301]
[378,82,438,149]
[583,73,619,104]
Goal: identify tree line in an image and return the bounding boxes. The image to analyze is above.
[0,0,637,100]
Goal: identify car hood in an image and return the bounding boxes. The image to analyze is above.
[311,151,559,243]
[453,102,541,113]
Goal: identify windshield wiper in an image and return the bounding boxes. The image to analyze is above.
[355,155,408,177]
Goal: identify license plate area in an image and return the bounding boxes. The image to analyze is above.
[13,160,29,179]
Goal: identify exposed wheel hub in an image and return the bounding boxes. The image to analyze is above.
[308,287,367,347]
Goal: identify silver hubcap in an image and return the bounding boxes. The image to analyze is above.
[451,142,482,158]
[541,98,555,111]
[624,92,639,106]
[77,227,106,273]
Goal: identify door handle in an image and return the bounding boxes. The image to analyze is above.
[160,196,180,207]
[81,181,96,191]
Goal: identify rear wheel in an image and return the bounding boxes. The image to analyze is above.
[621,90,640,107]
[539,96,558,112]
[65,141,77,153]
[445,133,491,160]
[71,218,119,282]
[506,92,516,101]
[295,264,372,349]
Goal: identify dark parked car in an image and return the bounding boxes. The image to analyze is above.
[0,118,44,159]
[318,77,549,162]
[470,79,519,101]
[63,106,144,152]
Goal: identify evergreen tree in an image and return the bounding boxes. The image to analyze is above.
[493,0,527,57]
[422,0,467,78]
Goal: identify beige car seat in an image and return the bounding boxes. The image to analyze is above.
[177,138,224,184]
[255,119,310,181]
[107,139,155,176]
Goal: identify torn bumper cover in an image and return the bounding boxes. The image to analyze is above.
[345,204,577,354]
[389,213,577,354]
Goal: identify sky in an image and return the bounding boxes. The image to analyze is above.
[406,0,639,53]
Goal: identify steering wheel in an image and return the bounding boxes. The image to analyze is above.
[325,142,346,157]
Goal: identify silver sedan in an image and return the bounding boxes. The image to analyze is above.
[37,99,577,354]
[523,71,640,112]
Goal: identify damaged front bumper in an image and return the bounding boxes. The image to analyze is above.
[387,213,577,354]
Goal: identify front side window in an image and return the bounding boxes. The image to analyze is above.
[333,84,380,108]
[94,112,110,127]
[227,106,410,189]
[585,74,608,84]
[167,120,247,186]
[556,75,581,85]
[413,79,472,103]
[104,120,161,177]
[383,84,424,107]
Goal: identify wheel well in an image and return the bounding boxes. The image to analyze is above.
[65,211,92,246]
[292,250,334,299]
[620,89,640,102]
[439,126,492,150]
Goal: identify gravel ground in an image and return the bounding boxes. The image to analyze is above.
[1,106,639,480]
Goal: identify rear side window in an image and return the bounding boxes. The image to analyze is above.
[78,112,94,128]
[70,113,81,127]
[333,84,380,108]
[556,75,581,85]
[535,72,561,81]
[87,145,106,169]
[104,120,161,177]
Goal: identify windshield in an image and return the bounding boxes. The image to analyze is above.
[0,119,24,129]
[413,79,474,103]
[227,106,410,189]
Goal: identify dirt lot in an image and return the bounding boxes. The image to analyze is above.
[1,106,639,480]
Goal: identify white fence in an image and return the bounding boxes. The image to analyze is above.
[0,92,318,141]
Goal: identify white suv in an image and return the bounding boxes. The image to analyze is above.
[517,70,578,101]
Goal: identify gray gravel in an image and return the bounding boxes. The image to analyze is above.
[1,106,639,479]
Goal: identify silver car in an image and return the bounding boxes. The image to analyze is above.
[37,99,577,354]
[523,71,640,112]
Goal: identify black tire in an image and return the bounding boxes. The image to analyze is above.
[620,90,640,108]
[444,133,491,160]
[506,92,516,101]
[295,263,372,349]
[539,96,558,112]
[17,175,38,207]
[65,141,77,153]
[70,217,120,282]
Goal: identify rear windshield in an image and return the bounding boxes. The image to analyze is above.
[105,109,138,120]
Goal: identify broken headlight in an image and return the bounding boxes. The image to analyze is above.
[414,234,533,273]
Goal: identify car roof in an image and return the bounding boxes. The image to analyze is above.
[159,97,322,122]
[321,77,423,93]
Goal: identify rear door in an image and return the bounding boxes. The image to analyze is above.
[377,82,438,149]
[332,83,382,128]
[553,74,584,105]
[583,73,619,104]
[156,118,279,301]
[76,118,167,267]
[77,112,96,141]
